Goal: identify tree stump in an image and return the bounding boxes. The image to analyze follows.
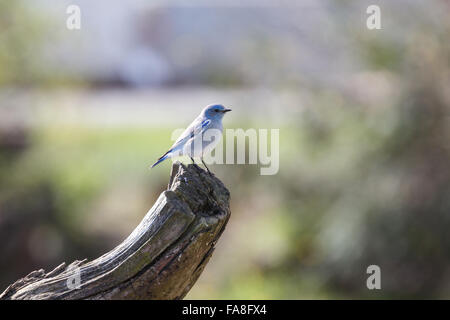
[0,162,231,300]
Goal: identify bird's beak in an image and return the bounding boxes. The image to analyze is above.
[223,108,232,113]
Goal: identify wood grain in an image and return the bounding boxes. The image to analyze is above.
[0,162,230,300]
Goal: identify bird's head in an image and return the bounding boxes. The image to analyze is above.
[202,104,231,120]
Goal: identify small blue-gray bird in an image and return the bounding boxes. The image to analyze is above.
[151,104,231,172]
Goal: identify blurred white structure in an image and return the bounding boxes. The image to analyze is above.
[32,0,440,87]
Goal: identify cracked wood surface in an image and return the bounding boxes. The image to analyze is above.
[0,162,231,300]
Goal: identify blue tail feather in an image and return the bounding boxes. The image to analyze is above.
[151,154,168,168]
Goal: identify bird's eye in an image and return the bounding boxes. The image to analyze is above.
[214,109,219,112]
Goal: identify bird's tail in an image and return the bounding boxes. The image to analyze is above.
[150,151,170,168]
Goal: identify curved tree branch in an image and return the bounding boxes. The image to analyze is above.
[0,162,231,300]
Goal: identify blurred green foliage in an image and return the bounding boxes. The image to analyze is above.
[0,1,47,85]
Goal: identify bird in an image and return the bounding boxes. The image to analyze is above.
[151,104,231,173]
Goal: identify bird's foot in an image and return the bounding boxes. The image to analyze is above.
[200,159,213,176]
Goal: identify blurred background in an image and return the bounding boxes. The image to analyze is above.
[0,0,449,299]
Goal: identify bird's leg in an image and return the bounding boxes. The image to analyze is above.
[190,156,200,170]
[201,157,212,175]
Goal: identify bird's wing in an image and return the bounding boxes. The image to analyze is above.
[169,117,211,152]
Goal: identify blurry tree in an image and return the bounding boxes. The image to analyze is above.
[275,20,450,299]
[324,29,450,298]
[0,1,49,85]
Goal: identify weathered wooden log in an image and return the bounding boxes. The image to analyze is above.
[0,162,230,300]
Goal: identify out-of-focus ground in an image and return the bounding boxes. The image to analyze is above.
[0,0,449,299]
